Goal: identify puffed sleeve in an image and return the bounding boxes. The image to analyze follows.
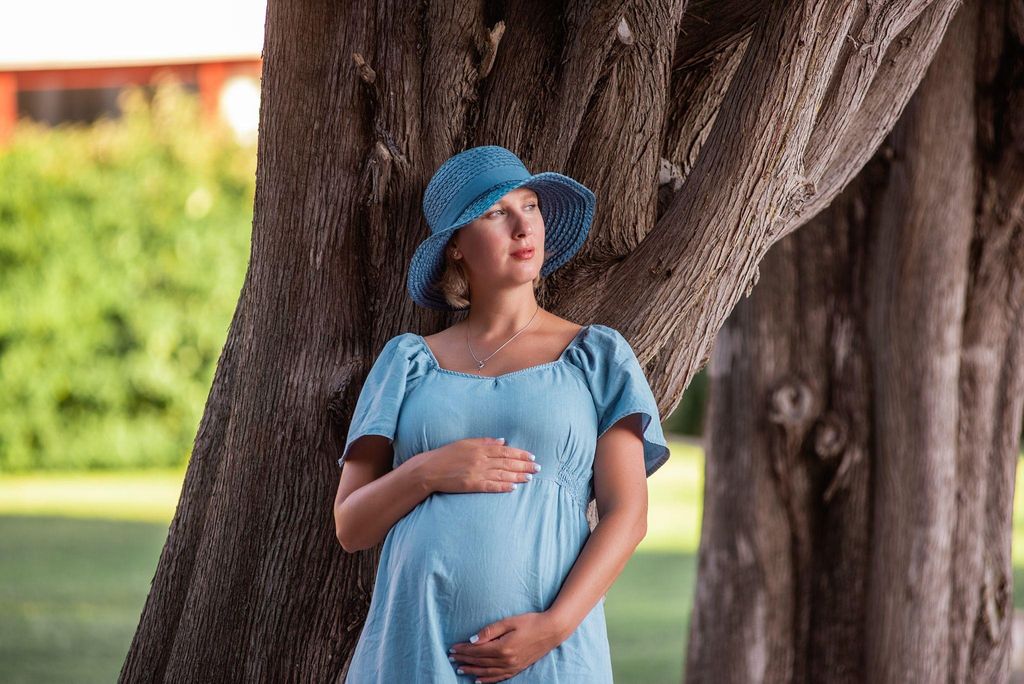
[337,334,417,468]
[591,326,671,477]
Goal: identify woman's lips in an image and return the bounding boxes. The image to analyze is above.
[511,248,534,260]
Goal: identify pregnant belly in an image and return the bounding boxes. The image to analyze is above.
[382,478,589,635]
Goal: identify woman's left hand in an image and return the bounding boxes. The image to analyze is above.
[448,610,567,682]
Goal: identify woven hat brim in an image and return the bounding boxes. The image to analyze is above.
[406,172,596,311]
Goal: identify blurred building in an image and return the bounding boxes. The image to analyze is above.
[0,0,266,144]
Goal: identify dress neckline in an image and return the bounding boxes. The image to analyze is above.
[413,324,593,380]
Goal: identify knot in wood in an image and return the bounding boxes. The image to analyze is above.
[813,411,847,460]
[352,52,376,84]
[616,17,634,45]
[648,256,674,280]
[326,387,346,420]
[658,157,683,191]
[767,379,813,427]
[477,21,505,80]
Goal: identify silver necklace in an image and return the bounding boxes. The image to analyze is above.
[466,305,541,370]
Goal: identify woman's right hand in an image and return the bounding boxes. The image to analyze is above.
[420,437,540,495]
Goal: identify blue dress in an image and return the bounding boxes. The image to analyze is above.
[338,323,670,683]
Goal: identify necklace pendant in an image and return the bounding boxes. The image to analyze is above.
[477,361,486,369]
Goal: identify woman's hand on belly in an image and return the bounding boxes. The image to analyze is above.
[421,437,541,495]
[447,610,567,683]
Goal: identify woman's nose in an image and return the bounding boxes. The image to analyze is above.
[513,218,534,238]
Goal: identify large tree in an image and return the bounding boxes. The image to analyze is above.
[688,1,1024,680]
[120,1,965,680]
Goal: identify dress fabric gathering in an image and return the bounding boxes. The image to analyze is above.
[339,323,670,683]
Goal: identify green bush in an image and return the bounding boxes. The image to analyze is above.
[664,367,707,437]
[0,80,254,471]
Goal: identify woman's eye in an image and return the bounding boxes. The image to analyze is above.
[487,203,535,217]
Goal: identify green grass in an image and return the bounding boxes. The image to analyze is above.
[1,442,1021,683]
[0,516,168,684]
[607,550,695,683]
[604,439,703,683]
[0,469,183,683]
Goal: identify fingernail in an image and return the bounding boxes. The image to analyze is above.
[496,437,505,444]
[470,633,479,643]
[449,647,456,653]
[527,453,535,460]
[457,668,465,674]
[448,655,455,662]
[525,473,533,481]
[510,483,517,490]
[534,464,542,471]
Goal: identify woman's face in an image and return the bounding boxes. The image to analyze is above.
[452,186,544,287]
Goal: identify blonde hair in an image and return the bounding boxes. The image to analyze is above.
[436,233,543,310]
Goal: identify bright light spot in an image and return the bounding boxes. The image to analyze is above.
[185,186,214,219]
[219,75,260,144]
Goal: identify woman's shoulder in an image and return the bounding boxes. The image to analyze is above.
[564,322,638,376]
[582,322,628,344]
[382,330,424,352]
[576,323,633,359]
[365,332,432,381]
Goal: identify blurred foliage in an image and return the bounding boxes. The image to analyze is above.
[665,367,707,437]
[0,78,255,471]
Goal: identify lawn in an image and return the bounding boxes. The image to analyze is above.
[1,442,1020,683]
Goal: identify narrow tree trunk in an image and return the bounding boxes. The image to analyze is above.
[863,0,977,673]
[685,146,880,684]
[950,2,1024,678]
[688,1,1024,681]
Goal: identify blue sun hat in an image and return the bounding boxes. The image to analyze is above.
[407,145,597,311]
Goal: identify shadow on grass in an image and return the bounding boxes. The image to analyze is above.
[0,515,168,684]
[0,515,697,684]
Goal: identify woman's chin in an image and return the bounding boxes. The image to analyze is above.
[513,268,542,283]
[507,256,541,275]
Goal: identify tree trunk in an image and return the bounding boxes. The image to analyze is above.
[688,1,1024,681]
[686,134,881,684]
[119,1,964,680]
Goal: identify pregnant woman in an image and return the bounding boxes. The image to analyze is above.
[333,145,670,683]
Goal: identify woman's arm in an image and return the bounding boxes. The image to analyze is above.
[335,436,537,553]
[333,436,433,552]
[545,412,650,639]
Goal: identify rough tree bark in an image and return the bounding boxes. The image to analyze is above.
[688,1,1024,681]
[119,1,964,681]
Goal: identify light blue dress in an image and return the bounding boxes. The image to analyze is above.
[338,323,670,683]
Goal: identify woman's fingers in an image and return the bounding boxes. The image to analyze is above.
[449,652,505,667]
[492,448,540,476]
[491,446,534,463]
[474,473,517,492]
[486,466,537,488]
[470,443,542,493]
[506,457,541,479]
[455,665,514,680]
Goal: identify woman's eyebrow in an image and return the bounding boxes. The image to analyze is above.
[491,196,538,209]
